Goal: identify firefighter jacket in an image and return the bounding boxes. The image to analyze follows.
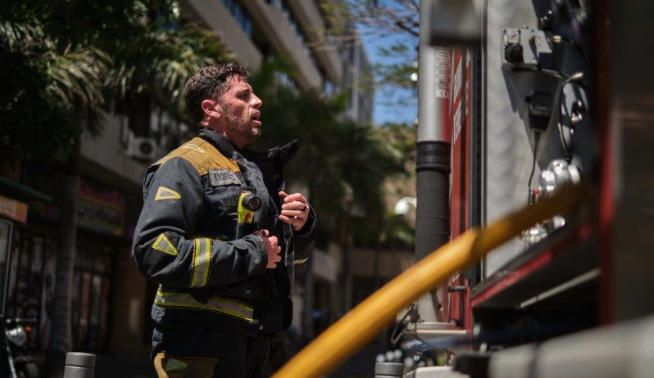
[132,128,315,336]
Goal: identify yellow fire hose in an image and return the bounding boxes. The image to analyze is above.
[273,183,588,378]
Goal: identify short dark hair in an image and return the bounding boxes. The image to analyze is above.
[183,62,249,124]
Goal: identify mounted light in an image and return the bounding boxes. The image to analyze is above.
[522,159,582,244]
[539,159,582,195]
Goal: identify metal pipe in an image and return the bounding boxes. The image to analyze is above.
[415,141,451,260]
[417,0,453,258]
[416,0,454,322]
[418,0,453,144]
[273,183,588,378]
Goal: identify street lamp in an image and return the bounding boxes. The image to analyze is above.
[394,196,417,216]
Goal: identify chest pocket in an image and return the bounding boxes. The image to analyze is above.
[204,169,246,232]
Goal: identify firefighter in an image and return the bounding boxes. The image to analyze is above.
[132,63,315,377]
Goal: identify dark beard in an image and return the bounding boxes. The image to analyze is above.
[226,115,258,145]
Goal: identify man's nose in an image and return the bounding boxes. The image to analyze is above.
[252,94,263,108]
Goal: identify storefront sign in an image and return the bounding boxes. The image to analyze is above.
[0,195,28,223]
[77,180,126,236]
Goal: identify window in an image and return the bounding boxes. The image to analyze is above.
[71,246,114,353]
[221,0,253,36]
[323,80,337,97]
[5,230,56,349]
[267,0,316,61]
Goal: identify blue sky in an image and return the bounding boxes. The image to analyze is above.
[359,11,418,126]
[370,84,418,126]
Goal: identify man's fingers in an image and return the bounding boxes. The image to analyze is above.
[281,209,304,218]
[255,229,270,237]
[282,201,309,212]
[261,229,281,269]
[279,214,300,224]
[278,193,310,232]
[266,238,282,269]
[279,192,306,204]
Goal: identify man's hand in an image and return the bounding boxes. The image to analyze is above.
[278,191,310,231]
[255,229,282,269]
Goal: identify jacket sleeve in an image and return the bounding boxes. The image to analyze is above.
[131,158,268,289]
[293,206,316,263]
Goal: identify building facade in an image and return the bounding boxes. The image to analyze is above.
[182,0,373,122]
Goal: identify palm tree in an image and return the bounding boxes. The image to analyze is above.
[251,61,410,247]
[1,1,232,372]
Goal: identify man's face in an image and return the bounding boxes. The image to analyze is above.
[214,75,263,147]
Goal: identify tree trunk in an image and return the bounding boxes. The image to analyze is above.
[47,137,81,376]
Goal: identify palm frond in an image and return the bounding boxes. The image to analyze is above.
[152,24,234,103]
[0,20,45,52]
[46,47,111,111]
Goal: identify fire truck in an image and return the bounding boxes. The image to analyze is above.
[274,0,654,377]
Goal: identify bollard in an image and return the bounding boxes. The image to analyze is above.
[375,362,404,378]
[64,352,96,378]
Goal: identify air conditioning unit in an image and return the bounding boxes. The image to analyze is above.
[126,135,158,161]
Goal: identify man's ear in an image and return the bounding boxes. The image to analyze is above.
[201,99,222,119]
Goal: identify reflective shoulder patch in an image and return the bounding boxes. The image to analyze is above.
[182,143,205,153]
[152,233,178,256]
[155,186,181,201]
[154,138,240,176]
[208,169,242,186]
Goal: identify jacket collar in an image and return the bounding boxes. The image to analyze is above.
[197,128,299,167]
[197,128,239,159]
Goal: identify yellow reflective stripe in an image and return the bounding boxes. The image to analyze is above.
[191,238,211,287]
[152,233,178,256]
[201,238,211,285]
[154,289,254,323]
[294,257,309,265]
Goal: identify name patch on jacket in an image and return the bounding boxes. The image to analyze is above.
[208,169,242,186]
